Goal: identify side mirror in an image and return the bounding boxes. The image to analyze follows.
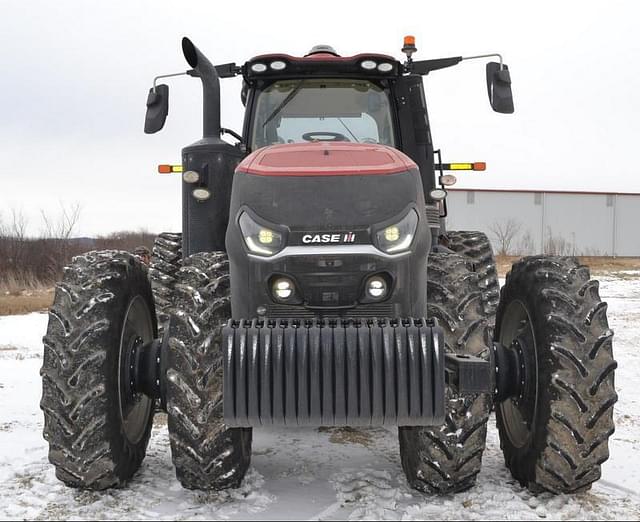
[486,62,514,114]
[144,84,169,134]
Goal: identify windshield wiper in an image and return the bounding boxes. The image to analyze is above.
[262,80,305,128]
[337,118,359,143]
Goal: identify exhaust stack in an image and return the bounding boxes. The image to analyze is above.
[182,37,221,138]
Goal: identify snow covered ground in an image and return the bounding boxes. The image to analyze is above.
[1,273,639,520]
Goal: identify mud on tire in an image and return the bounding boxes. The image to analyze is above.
[41,251,156,489]
[149,232,182,336]
[166,252,252,490]
[399,252,492,494]
[495,256,617,493]
[447,230,500,323]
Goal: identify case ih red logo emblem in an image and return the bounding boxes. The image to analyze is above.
[302,233,356,244]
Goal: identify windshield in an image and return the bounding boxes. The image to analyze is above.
[250,79,396,149]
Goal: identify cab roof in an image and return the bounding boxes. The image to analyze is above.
[243,49,401,81]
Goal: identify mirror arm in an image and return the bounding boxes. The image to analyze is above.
[221,128,243,143]
[462,53,504,70]
[408,52,504,75]
[152,70,192,92]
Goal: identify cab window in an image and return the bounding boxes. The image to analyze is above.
[251,79,396,149]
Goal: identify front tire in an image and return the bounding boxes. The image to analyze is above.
[495,256,617,493]
[149,232,182,336]
[41,251,156,489]
[399,253,492,494]
[166,252,252,490]
[446,230,500,323]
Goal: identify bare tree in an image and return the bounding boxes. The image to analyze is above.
[5,208,29,270]
[490,218,522,255]
[0,203,158,293]
[39,203,82,280]
[517,229,536,255]
[544,227,575,256]
[40,202,81,240]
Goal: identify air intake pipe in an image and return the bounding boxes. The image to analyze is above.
[182,37,221,138]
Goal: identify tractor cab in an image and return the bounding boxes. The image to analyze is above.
[145,38,513,256]
[240,47,402,151]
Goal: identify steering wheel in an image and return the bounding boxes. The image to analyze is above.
[302,131,350,142]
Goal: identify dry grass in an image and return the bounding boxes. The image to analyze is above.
[495,255,640,277]
[0,271,54,316]
[0,288,54,316]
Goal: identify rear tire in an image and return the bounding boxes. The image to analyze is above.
[399,253,492,494]
[41,251,156,489]
[149,232,182,336]
[166,252,252,490]
[447,231,500,323]
[495,256,617,493]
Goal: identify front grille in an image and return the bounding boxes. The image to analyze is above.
[266,302,397,319]
[286,255,374,307]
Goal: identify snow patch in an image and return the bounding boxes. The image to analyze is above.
[0,274,639,519]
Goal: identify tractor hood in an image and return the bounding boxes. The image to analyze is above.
[231,143,424,229]
[237,142,416,177]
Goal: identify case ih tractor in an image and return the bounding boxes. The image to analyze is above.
[41,36,617,495]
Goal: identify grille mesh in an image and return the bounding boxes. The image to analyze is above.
[425,205,441,227]
[266,303,397,319]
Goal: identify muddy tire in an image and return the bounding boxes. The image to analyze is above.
[399,253,492,494]
[447,230,500,322]
[166,252,252,490]
[41,251,156,490]
[495,256,617,493]
[149,232,182,336]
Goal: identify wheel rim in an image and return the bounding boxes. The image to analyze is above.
[498,299,538,449]
[118,295,154,445]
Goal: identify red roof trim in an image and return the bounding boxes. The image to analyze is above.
[237,143,416,177]
[249,53,397,63]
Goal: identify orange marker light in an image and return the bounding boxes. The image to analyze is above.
[158,164,183,174]
[473,162,487,171]
[436,162,488,171]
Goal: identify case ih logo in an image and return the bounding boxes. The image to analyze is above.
[302,232,357,244]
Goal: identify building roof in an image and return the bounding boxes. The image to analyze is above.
[448,188,640,197]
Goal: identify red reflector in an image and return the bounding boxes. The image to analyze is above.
[473,162,486,171]
[158,164,172,174]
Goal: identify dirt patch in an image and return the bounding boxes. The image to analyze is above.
[319,427,373,447]
[0,288,54,316]
[495,256,640,277]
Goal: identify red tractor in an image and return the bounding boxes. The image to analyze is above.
[41,36,616,495]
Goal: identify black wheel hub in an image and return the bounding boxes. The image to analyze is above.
[494,301,539,449]
[123,335,144,400]
[118,296,155,445]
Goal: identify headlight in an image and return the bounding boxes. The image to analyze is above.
[375,210,419,254]
[250,63,267,73]
[272,277,295,300]
[365,275,388,299]
[238,212,284,256]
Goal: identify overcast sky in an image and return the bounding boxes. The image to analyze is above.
[1,0,638,236]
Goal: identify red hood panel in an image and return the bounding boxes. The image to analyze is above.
[237,143,417,176]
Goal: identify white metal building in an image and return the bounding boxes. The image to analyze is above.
[446,189,640,256]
